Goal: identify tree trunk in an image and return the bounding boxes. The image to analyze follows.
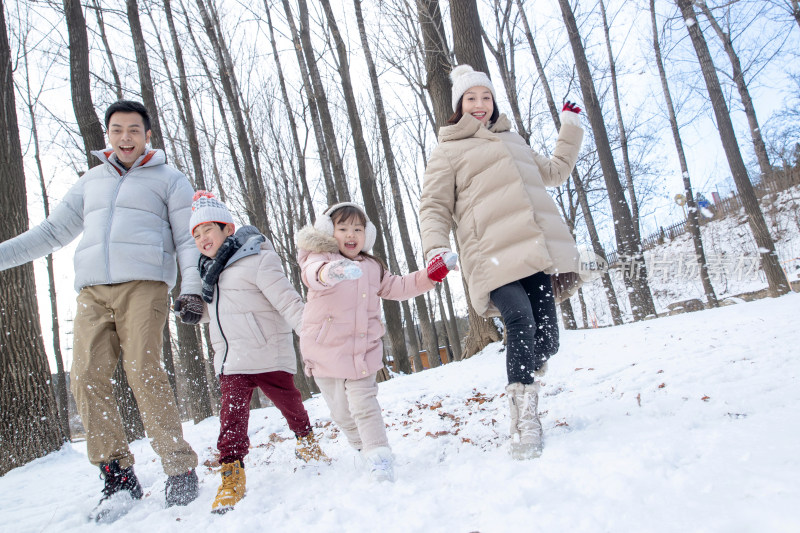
[461,281,501,358]
[675,0,789,297]
[560,299,577,330]
[90,0,123,101]
[599,0,640,242]
[170,279,213,423]
[515,0,623,325]
[278,0,338,206]
[194,0,271,234]
[164,0,207,189]
[15,32,72,438]
[292,335,312,400]
[794,0,800,30]
[202,325,222,411]
[449,0,490,73]
[416,0,454,128]
[264,3,315,222]
[650,0,717,308]
[558,0,657,320]
[696,2,774,186]
[126,0,164,149]
[348,0,442,368]
[162,322,180,406]
[63,0,105,169]
[296,0,350,202]
[482,0,530,143]
[577,287,588,328]
[442,277,463,360]
[419,0,500,355]
[0,4,66,474]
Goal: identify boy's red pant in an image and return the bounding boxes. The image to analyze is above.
[218,371,311,465]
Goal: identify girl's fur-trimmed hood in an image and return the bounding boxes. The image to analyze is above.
[297,224,340,254]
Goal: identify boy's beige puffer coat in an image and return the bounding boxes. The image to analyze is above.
[202,229,304,376]
[419,113,584,317]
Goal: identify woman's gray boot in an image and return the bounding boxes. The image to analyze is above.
[506,382,543,460]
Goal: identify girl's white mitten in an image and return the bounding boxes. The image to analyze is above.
[321,259,363,286]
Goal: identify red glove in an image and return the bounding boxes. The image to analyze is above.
[562,101,582,114]
[426,251,458,283]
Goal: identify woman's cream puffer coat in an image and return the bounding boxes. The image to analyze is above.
[419,113,584,317]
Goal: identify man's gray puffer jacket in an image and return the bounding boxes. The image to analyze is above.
[0,149,201,294]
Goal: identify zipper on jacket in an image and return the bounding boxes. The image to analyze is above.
[216,284,230,377]
[104,170,128,282]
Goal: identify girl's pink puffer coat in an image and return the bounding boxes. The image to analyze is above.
[297,225,435,380]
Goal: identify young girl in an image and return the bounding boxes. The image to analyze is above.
[184,191,328,513]
[296,202,456,482]
[419,65,585,460]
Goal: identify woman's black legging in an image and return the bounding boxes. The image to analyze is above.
[489,271,559,385]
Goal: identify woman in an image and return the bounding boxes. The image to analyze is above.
[419,64,584,459]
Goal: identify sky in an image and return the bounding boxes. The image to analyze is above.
[1,289,798,532]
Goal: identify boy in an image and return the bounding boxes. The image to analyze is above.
[186,191,327,513]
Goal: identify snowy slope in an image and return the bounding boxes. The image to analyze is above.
[1,293,799,532]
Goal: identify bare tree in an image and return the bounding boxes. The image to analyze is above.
[416,0,454,128]
[63,0,105,169]
[650,0,718,308]
[163,0,207,189]
[558,0,657,321]
[321,0,438,369]
[90,0,124,101]
[675,0,790,297]
[262,3,315,222]
[0,0,66,474]
[450,0,490,73]
[418,0,501,358]
[278,0,338,206]
[126,0,165,150]
[63,0,145,441]
[482,0,530,144]
[514,0,622,325]
[194,0,271,234]
[598,0,640,241]
[695,1,774,186]
[353,0,450,370]
[15,27,70,436]
[295,0,350,202]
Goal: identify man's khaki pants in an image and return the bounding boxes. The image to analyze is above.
[70,280,198,475]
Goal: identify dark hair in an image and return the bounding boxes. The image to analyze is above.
[330,205,366,228]
[447,95,500,126]
[329,205,388,277]
[104,100,151,131]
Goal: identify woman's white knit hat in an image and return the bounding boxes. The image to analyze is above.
[189,190,235,233]
[450,64,496,111]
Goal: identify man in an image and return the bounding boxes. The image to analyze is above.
[0,101,206,518]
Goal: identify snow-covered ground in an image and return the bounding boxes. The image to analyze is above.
[1,292,798,532]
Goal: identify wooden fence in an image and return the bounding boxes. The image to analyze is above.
[604,166,800,266]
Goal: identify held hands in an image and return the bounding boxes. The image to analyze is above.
[174,294,204,325]
[426,250,459,283]
[320,259,363,286]
[562,100,582,114]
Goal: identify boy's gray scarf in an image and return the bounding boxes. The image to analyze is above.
[198,235,242,303]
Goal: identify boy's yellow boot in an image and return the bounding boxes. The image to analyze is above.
[211,460,245,514]
[295,430,331,463]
